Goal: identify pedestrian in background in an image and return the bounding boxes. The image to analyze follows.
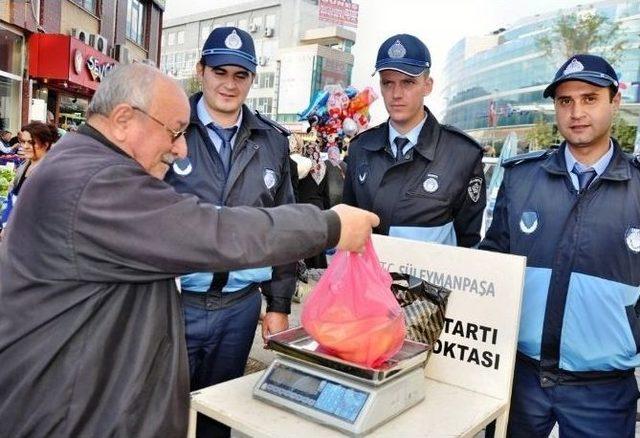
[1,121,58,238]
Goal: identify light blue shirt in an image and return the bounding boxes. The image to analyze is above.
[196,97,242,153]
[564,139,613,190]
[388,113,428,158]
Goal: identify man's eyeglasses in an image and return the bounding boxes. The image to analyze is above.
[131,107,187,143]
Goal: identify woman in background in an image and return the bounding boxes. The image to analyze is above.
[1,121,59,238]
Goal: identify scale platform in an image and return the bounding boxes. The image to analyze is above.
[253,326,431,436]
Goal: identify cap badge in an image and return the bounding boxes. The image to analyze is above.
[563,58,584,76]
[225,30,243,50]
[388,40,407,59]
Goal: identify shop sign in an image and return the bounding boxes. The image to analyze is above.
[86,56,115,82]
[73,50,84,74]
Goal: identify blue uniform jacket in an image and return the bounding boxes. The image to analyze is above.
[481,141,640,383]
[165,93,296,313]
[343,108,486,247]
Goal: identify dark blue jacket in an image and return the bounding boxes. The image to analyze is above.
[481,141,640,383]
[165,93,296,313]
[343,108,485,247]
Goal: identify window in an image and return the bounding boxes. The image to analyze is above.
[126,0,146,46]
[177,31,185,45]
[0,28,23,134]
[257,97,273,117]
[238,19,248,30]
[258,73,275,89]
[251,16,263,31]
[265,14,276,29]
[262,40,277,58]
[168,33,175,46]
[254,39,263,57]
[72,0,97,14]
[175,52,185,71]
[201,25,211,41]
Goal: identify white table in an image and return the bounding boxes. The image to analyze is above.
[188,372,506,437]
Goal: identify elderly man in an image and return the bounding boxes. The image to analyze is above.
[0,64,378,438]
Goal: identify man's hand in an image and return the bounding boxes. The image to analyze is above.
[331,204,380,253]
[261,312,289,344]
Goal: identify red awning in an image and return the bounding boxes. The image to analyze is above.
[29,34,118,97]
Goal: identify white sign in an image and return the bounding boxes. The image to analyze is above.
[30,98,47,122]
[278,52,315,115]
[372,234,526,402]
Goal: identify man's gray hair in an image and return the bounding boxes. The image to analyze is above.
[87,63,161,117]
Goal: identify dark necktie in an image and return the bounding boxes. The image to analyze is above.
[393,137,410,161]
[571,164,597,192]
[208,123,238,176]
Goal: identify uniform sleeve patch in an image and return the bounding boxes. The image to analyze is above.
[467,177,483,202]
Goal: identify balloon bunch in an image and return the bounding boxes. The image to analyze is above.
[298,85,378,160]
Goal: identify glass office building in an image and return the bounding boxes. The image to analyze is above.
[442,0,640,140]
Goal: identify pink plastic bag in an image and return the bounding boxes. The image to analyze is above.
[301,239,406,367]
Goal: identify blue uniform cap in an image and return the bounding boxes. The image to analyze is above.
[374,34,431,77]
[201,26,257,74]
[543,54,618,98]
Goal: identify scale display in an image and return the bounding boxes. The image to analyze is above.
[260,363,369,423]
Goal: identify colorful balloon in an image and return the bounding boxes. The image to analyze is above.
[342,117,358,137]
[298,90,330,121]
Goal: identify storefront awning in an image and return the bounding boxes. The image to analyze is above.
[29,34,118,97]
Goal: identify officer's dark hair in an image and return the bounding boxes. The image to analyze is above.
[198,57,255,77]
[551,83,618,101]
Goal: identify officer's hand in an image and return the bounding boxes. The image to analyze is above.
[261,312,289,344]
[331,204,379,253]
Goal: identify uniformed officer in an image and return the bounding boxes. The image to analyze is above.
[481,54,640,437]
[343,34,486,247]
[164,27,296,437]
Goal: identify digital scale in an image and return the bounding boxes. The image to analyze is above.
[253,327,430,436]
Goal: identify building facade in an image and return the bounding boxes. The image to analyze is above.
[161,0,355,124]
[442,0,640,143]
[0,0,165,132]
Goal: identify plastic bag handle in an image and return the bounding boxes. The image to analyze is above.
[355,238,391,284]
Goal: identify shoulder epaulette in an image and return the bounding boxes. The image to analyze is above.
[255,111,290,137]
[442,124,482,149]
[502,149,553,168]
